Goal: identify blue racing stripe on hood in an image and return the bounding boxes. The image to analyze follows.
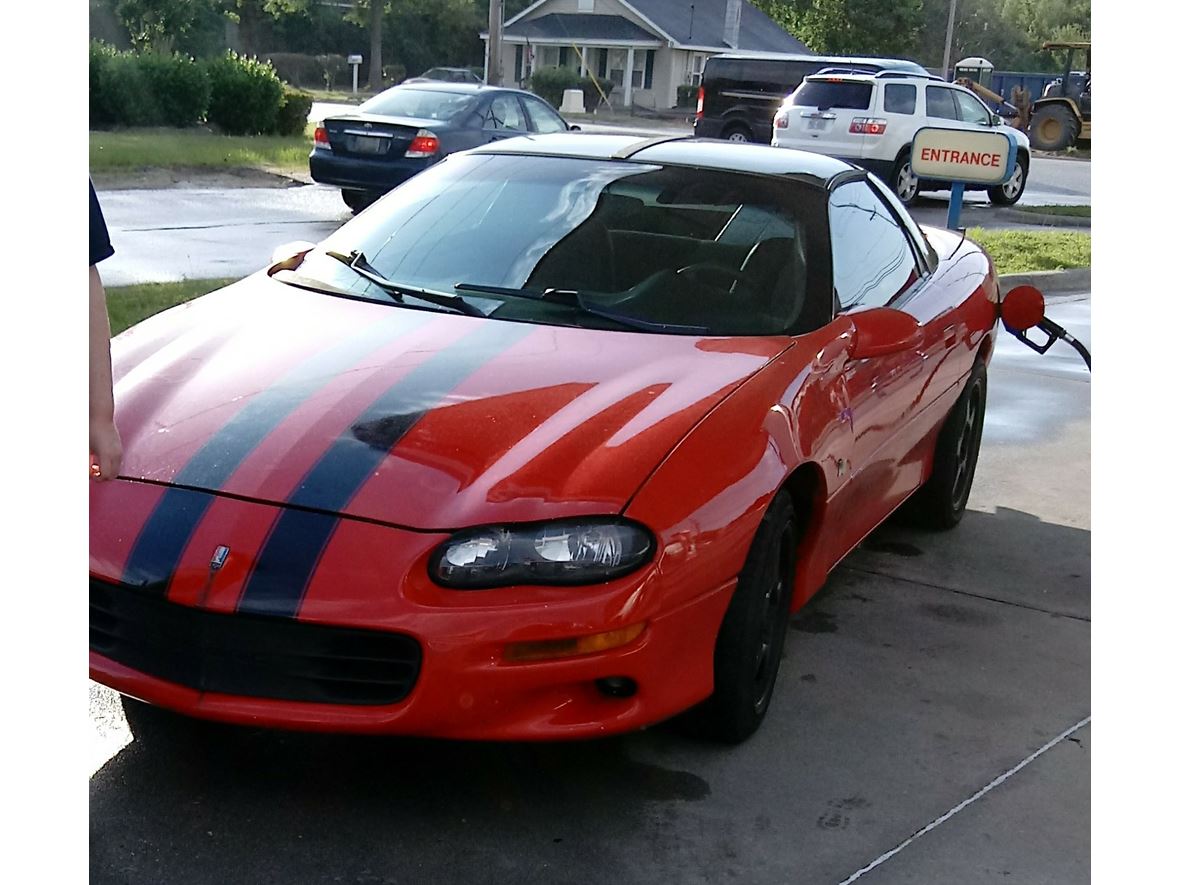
[236,321,533,617]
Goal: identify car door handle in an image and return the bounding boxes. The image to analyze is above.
[943,324,957,348]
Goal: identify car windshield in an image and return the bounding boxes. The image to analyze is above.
[291,153,829,336]
[359,88,474,120]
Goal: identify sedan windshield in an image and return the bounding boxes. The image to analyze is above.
[359,88,474,121]
[292,153,830,336]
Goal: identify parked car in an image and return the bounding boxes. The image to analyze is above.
[771,70,1031,206]
[693,52,931,144]
[405,66,483,84]
[309,82,574,211]
[92,134,1007,744]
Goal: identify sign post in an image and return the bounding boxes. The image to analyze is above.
[911,127,1019,230]
[348,55,363,94]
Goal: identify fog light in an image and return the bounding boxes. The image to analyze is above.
[595,676,637,698]
[503,622,646,663]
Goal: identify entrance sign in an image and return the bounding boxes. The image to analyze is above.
[911,126,1019,229]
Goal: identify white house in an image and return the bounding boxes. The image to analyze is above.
[483,0,811,110]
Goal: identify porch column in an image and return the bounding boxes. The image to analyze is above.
[579,45,587,77]
[624,46,635,107]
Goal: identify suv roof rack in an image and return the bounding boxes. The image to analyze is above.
[811,67,878,77]
[874,69,945,81]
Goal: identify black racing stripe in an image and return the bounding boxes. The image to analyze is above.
[236,322,533,617]
[120,311,432,591]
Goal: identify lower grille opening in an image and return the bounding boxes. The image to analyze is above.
[90,578,421,706]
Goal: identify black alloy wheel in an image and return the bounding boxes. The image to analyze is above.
[905,363,988,530]
[682,491,797,743]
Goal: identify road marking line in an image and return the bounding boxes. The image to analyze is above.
[835,715,1091,884]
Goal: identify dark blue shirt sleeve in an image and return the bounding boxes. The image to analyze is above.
[90,180,114,267]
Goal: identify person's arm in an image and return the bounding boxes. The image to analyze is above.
[89,264,122,480]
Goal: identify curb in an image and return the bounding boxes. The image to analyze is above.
[998,267,1089,295]
[997,209,1091,228]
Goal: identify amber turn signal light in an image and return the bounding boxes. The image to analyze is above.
[504,622,646,663]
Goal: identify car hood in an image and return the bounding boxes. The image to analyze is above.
[113,275,790,529]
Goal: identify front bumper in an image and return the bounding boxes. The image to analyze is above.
[90,481,733,740]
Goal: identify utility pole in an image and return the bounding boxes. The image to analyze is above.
[941,0,959,81]
[488,0,503,86]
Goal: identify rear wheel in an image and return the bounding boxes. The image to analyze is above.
[987,154,1029,206]
[684,491,796,743]
[342,189,376,213]
[721,123,753,143]
[906,363,987,530]
[891,151,920,206]
[1029,104,1079,151]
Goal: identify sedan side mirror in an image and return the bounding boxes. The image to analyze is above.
[990,113,1003,126]
[848,307,921,359]
[568,124,581,131]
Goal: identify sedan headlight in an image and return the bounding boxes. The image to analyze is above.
[430,518,655,589]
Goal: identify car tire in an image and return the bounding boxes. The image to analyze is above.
[342,189,375,213]
[682,490,797,743]
[987,154,1029,206]
[905,362,988,530]
[120,696,203,741]
[1028,104,1080,151]
[721,124,753,143]
[891,151,920,206]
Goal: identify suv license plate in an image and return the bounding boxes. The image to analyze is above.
[807,118,828,130]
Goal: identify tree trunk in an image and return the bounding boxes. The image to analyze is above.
[369,1,383,91]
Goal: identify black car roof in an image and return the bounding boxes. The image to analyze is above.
[469,133,855,187]
[383,81,520,97]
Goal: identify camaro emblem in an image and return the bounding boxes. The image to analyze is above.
[210,545,230,571]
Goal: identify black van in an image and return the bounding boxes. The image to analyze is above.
[694,53,932,144]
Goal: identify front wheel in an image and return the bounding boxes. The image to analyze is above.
[987,155,1029,206]
[683,492,797,743]
[891,152,920,206]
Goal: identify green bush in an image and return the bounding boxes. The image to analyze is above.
[89,41,118,128]
[204,51,284,135]
[96,49,160,127]
[581,76,614,112]
[137,53,210,127]
[528,66,581,109]
[276,85,314,136]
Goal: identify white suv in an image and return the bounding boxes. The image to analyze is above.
[771,70,1030,206]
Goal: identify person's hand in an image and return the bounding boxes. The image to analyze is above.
[90,418,123,481]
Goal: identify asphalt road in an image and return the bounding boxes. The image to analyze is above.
[90,294,1091,885]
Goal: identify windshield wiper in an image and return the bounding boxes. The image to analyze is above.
[453,283,709,335]
[326,250,486,318]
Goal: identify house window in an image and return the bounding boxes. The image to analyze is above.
[689,53,707,86]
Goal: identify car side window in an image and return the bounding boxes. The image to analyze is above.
[884,83,916,114]
[925,85,959,120]
[521,95,567,134]
[952,90,992,125]
[829,180,921,310]
[484,95,527,131]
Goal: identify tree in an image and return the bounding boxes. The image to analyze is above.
[752,0,925,56]
[116,0,211,51]
[369,1,383,89]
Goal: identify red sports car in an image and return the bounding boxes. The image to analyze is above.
[90,134,1003,743]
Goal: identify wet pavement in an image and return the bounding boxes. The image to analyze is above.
[90,295,1091,884]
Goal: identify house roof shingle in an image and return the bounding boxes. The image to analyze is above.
[626,0,812,53]
[505,13,661,44]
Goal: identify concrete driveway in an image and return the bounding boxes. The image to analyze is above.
[90,295,1090,884]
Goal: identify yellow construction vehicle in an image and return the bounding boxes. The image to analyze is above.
[1027,42,1091,151]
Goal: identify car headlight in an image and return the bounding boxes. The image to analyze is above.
[430,518,655,589]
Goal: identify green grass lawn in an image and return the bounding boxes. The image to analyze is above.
[1013,204,1091,218]
[968,229,1091,273]
[107,278,237,336]
[90,128,311,174]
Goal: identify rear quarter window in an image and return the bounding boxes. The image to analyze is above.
[884,84,916,114]
[793,81,872,110]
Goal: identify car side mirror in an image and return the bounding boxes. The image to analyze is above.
[990,113,1003,126]
[568,124,581,131]
[848,307,922,359]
